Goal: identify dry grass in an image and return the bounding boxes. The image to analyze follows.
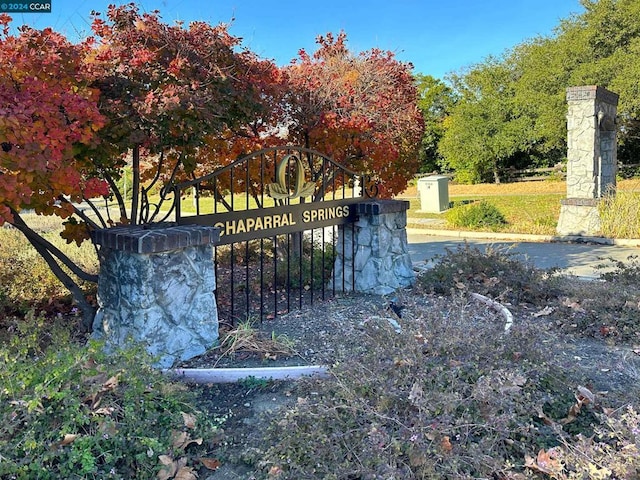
[400,178,640,198]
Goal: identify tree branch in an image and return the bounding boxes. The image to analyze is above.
[9,210,99,284]
[104,170,128,222]
[9,209,97,330]
[58,196,103,230]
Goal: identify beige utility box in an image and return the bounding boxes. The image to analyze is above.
[417,175,449,213]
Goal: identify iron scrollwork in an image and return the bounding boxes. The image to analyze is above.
[362,174,379,199]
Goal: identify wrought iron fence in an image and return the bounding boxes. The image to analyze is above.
[172,147,376,325]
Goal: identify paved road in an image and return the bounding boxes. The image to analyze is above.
[407,231,640,278]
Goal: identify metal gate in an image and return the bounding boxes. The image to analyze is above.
[172,147,376,326]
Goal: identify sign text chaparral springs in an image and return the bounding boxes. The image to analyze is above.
[183,200,357,245]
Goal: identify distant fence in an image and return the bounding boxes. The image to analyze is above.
[418,163,640,184]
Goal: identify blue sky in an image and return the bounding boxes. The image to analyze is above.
[7,0,584,79]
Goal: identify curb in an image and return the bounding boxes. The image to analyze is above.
[406,227,640,247]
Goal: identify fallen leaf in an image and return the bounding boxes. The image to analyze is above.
[577,385,595,405]
[59,434,77,446]
[560,397,583,425]
[534,405,555,426]
[101,373,121,392]
[94,407,115,415]
[181,412,197,429]
[172,431,189,449]
[524,448,563,475]
[483,276,500,287]
[562,298,585,312]
[174,466,197,480]
[199,457,221,470]
[441,436,453,453]
[157,455,177,480]
[268,465,283,477]
[171,430,203,450]
[532,306,555,317]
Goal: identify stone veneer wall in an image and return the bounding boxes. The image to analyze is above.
[565,85,618,199]
[557,86,618,236]
[91,223,220,368]
[330,200,415,295]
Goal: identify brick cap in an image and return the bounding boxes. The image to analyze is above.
[566,85,619,105]
[91,222,220,254]
[356,199,410,215]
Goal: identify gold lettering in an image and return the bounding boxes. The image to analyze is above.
[342,205,350,216]
[226,220,236,236]
[302,210,310,222]
[264,216,272,229]
[246,218,256,231]
[255,217,263,230]
[236,219,246,234]
[272,215,281,229]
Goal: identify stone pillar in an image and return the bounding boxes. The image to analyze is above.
[91,223,220,368]
[557,85,618,236]
[330,200,415,295]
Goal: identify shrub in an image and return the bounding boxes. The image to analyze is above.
[445,200,507,230]
[274,235,336,289]
[418,242,560,304]
[0,313,219,479]
[252,294,616,479]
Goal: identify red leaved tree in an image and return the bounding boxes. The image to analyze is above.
[0,5,264,327]
[84,4,262,227]
[0,14,107,322]
[285,32,424,197]
[196,32,424,198]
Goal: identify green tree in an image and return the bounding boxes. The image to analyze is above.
[439,58,532,183]
[415,74,456,173]
[439,0,640,182]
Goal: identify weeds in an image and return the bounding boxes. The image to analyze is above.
[214,319,296,366]
[599,189,640,238]
[244,246,640,479]
[0,312,220,479]
[251,295,628,478]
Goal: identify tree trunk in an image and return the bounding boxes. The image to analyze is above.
[130,145,141,225]
[10,209,98,330]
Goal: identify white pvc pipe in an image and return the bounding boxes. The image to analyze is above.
[164,365,330,384]
[469,292,514,332]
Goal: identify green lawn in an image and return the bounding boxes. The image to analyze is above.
[405,193,563,235]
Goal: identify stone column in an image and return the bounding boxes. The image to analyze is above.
[91,223,220,368]
[557,85,618,236]
[330,200,415,295]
